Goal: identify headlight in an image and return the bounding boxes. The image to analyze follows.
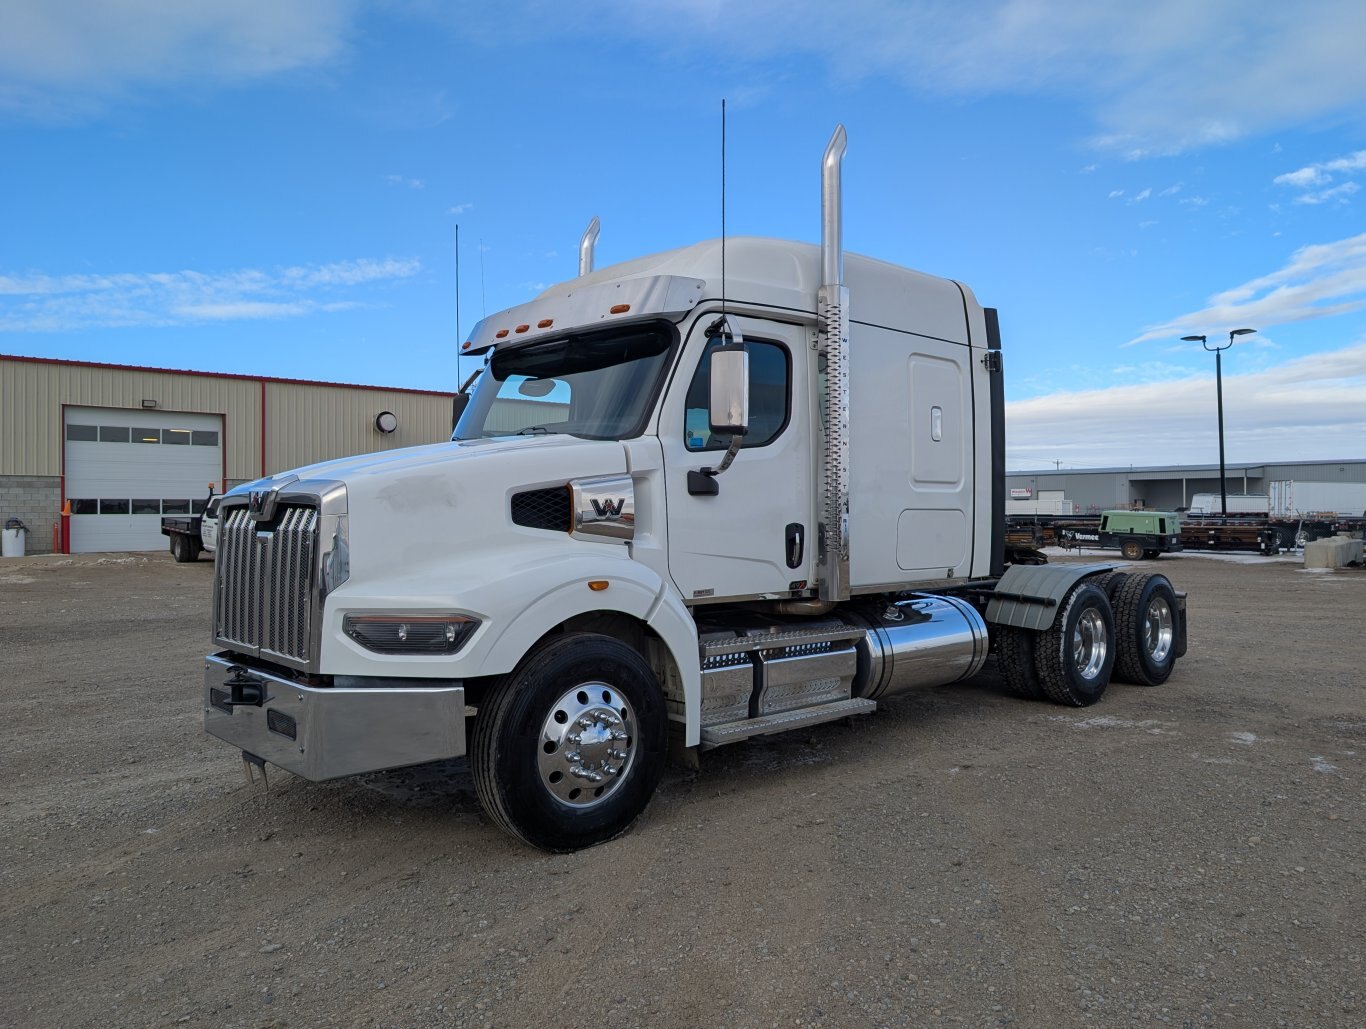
[343,613,479,655]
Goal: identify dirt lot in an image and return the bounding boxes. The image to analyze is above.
[1,549,1362,1027]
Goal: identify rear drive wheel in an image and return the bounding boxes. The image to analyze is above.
[471,632,667,852]
[170,534,195,562]
[1036,583,1115,707]
[1119,539,1144,561]
[996,626,1043,700]
[1112,572,1179,686]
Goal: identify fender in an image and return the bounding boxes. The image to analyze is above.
[318,549,702,741]
[984,562,1118,631]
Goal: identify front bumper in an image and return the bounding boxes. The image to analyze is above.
[202,653,467,781]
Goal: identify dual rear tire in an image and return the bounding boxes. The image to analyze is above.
[995,571,1181,705]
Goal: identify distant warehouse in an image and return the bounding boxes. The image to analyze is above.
[0,354,456,555]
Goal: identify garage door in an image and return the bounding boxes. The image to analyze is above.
[64,406,224,554]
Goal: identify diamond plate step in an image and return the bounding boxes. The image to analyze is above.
[699,697,877,750]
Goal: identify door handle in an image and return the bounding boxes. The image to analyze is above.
[785,523,804,569]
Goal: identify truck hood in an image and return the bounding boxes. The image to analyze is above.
[230,435,632,584]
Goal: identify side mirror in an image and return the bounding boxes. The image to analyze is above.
[707,316,749,436]
[451,392,471,431]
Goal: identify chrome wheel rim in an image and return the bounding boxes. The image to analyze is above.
[1144,597,1174,664]
[537,682,637,809]
[1073,609,1109,680]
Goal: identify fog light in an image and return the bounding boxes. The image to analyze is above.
[343,613,479,655]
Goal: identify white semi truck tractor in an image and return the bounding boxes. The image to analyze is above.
[203,127,1187,851]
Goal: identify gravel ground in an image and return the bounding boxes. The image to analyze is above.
[1,549,1362,1027]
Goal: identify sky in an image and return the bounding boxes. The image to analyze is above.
[2,0,1365,471]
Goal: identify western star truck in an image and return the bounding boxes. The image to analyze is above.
[202,127,1188,851]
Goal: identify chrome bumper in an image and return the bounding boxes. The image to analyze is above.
[203,653,467,781]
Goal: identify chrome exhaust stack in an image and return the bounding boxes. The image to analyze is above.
[578,216,601,277]
[817,125,850,603]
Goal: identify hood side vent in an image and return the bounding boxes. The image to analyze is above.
[512,487,572,532]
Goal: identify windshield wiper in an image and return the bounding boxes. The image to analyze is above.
[515,426,558,435]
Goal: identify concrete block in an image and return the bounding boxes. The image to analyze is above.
[1303,535,1362,569]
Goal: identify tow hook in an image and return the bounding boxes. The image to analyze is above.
[221,665,267,708]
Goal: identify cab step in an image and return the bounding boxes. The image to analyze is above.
[698,697,877,750]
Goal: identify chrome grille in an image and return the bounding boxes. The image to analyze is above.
[215,503,319,667]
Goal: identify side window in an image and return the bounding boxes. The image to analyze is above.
[684,339,790,451]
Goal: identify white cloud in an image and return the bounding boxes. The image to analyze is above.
[8,1,1365,154]
[0,257,418,331]
[1128,232,1366,344]
[1274,150,1366,188]
[448,203,475,215]
[1294,182,1360,206]
[1274,149,1366,203]
[507,0,1366,157]
[386,175,425,190]
[0,0,356,118]
[1008,344,1366,467]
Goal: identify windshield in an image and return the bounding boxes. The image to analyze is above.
[453,322,677,441]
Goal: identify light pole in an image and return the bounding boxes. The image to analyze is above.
[1181,328,1256,517]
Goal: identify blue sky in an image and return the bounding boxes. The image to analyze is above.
[2,0,1364,470]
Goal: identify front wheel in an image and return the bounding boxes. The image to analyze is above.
[1036,583,1115,707]
[471,633,667,852]
[1119,539,1144,561]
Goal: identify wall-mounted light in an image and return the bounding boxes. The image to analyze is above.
[375,411,398,434]
[141,399,158,409]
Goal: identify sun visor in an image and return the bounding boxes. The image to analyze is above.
[461,275,706,356]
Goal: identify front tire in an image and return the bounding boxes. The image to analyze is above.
[1036,583,1115,707]
[1112,572,1179,686]
[1119,539,1144,561]
[471,633,667,852]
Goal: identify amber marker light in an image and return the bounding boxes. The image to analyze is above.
[461,341,472,350]
[538,319,553,328]
[515,324,530,333]
[587,580,610,592]
[609,304,631,314]
[495,329,510,338]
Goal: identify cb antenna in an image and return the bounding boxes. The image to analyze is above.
[721,98,727,318]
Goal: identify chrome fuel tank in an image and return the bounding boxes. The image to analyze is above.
[844,594,989,700]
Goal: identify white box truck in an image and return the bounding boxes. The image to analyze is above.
[202,127,1187,851]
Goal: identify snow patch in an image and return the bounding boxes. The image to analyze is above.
[1071,715,1172,734]
[1230,731,1258,744]
[1311,756,1338,773]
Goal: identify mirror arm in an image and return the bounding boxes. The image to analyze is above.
[701,433,743,479]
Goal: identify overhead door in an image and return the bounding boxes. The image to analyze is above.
[64,406,224,553]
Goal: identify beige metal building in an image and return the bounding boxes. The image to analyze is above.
[1,354,456,554]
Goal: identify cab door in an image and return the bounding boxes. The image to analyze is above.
[660,316,814,602]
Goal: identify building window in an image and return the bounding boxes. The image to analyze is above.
[162,429,192,445]
[133,428,162,444]
[100,499,131,515]
[131,499,161,515]
[66,424,98,442]
[162,499,191,514]
[70,499,98,514]
[99,425,131,443]
[191,430,219,446]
